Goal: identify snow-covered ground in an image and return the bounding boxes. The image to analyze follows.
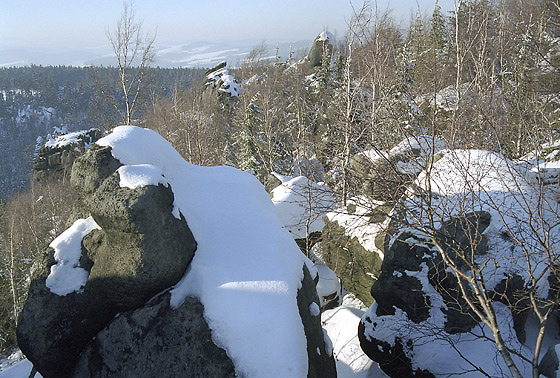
[322,295,389,378]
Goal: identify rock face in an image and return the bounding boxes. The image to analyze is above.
[539,345,560,378]
[350,135,446,202]
[73,292,236,378]
[319,199,388,306]
[298,265,338,378]
[308,31,335,67]
[17,144,198,378]
[358,212,493,377]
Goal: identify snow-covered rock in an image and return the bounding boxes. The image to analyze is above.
[271,175,336,240]
[313,256,342,310]
[308,31,335,67]
[351,134,447,201]
[359,148,560,377]
[18,142,197,378]
[17,126,336,378]
[204,61,241,97]
[320,197,388,306]
[33,128,101,181]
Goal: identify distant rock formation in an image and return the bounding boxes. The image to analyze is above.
[307,31,335,67]
[33,128,101,182]
[202,61,241,105]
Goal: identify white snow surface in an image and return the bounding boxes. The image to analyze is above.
[45,216,100,296]
[322,296,389,378]
[411,148,559,295]
[318,31,335,42]
[315,261,342,307]
[0,358,42,378]
[117,164,168,189]
[271,175,336,239]
[309,302,321,317]
[97,126,309,378]
[44,129,95,149]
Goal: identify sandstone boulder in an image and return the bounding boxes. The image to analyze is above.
[73,292,236,378]
[17,145,197,378]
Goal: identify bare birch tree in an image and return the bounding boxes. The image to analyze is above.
[105,1,155,126]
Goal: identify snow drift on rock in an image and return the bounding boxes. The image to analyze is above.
[271,175,335,239]
[45,216,100,296]
[97,126,309,378]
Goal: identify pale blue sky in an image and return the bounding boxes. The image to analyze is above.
[0,0,455,48]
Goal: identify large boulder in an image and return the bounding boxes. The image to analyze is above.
[17,144,197,378]
[319,197,388,306]
[358,149,560,377]
[18,126,337,378]
[73,292,236,378]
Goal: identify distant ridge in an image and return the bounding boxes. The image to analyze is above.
[0,39,312,68]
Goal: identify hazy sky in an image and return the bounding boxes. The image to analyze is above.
[1,0,455,49]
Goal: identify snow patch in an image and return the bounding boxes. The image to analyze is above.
[322,299,389,378]
[309,302,321,317]
[117,164,168,189]
[271,175,335,239]
[45,216,100,296]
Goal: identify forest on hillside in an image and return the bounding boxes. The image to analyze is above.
[0,65,205,201]
[1,0,560,376]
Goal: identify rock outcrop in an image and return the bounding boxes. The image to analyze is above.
[357,148,560,377]
[318,197,389,306]
[18,126,337,378]
[307,31,335,67]
[33,128,101,182]
[17,144,197,378]
[351,135,446,202]
[202,61,241,104]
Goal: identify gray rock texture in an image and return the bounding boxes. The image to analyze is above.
[307,33,334,67]
[297,264,337,378]
[17,145,197,378]
[539,344,560,378]
[73,292,236,378]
